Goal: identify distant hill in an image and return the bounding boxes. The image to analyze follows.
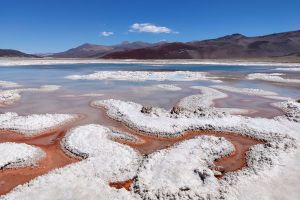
[0,49,39,58]
[102,30,300,59]
[51,41,166,58]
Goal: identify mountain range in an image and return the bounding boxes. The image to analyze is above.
[1,30,300,59]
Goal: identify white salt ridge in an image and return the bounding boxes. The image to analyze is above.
[181,86,249,115]
[95,99,298,199]
[0,142,45,169]
[212,85,278,96]
[134,136,234,199]
[275,67,300,71]
[185,86,228,109]
[2,124,141,200]
[1,58,300,67]
[65,70,222,83]
[0,112,77,136]
[211,85,292,101]
[108,129,143,143]
[273,100,300,122]
[247,73,300,84]
[155,84,182,91]
[0,85,61,105]
[0,81,22,88]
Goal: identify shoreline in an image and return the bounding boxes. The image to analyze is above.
[1,58,300,67]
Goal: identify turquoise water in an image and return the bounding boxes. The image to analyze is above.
[0,63,299,122]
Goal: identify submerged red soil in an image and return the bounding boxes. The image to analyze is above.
[0,129,80,195]
[109,179,133,191]
[0,107,264,194]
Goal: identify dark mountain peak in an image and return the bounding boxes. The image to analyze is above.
[0,49,39,58]
[218,33,247,40]
[102,29,300,59]
[75,43,94,49]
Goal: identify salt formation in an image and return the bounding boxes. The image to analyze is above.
[0,81,22,88]
[0,85,61,106]
[0,112,77,136]
[211,85,292,100]
[247,73,300,83]
[275,67,300,71]
[273,100,300,122]
[177,86,249,115]
[155,84,182,91]
[2,124,141,200]
[94,98,298,199]
[134,136,234,199]
[65,70,222,82]
[0,143,45,169]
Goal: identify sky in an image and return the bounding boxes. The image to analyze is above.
[0,0,299,53]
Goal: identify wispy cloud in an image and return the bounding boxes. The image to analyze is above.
[100,31,114,37]
[129,23,177,34]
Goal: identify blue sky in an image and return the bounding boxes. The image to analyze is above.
[0,0,299,53]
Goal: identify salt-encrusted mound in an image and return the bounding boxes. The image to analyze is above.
[62,124,141,182]
[0,85,61,106]
[65,70,222,83]
[108,129,143,143]
[1,161,140,200]
[275,67,300,71]
[95,99,298,141]
[247,73,300,83]
[0,142,45,169]
[0,81,22,88]
[184,86,227,109]
[273,100,300,122]
[0,112,77,136]
[212,85,277,96]
[94,98,298,199]
[155,84,182,91]
[212,85,292,100]
[182,86,250,115]
[2,124,141,200]
[0,90,21,105]
[134,136,234,199]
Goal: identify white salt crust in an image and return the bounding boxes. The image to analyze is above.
[0,81,22,88]
[108,128,143,143]
[0,112,77,136]
[155,84,182,91]
[1,58,300,67]
[211,85,292,101]
[180,86,250,115]
[247,73,300,84]
[65,71,222,83]
[93,98,299,199]
[134,136,234,199]
[0,85,61,106]
[0,142,45,169]
[275,67,300,71]
[273,100,300,122]
[2,124,141,200]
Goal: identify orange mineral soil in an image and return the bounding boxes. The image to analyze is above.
[0,107,264,194]
[0,128,80,195]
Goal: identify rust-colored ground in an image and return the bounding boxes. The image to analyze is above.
[0,127,80,195]
[0,107,264,194]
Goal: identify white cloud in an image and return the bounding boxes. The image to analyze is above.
[129,23,177,34]
[100,31,114,37]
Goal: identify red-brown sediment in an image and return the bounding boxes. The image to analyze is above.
[109,179,133,191]
[0,120,82,196]
[0,107,265,194]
